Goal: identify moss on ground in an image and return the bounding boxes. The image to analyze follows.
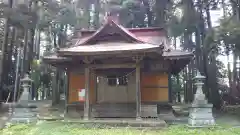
[1,121,240,135]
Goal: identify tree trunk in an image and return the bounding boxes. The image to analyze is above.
[142,0,152,27]
[5,28,15,88]
[154,0,168,27]
[205,2,221,109]
[188,61,194,102]
[177,74,181,102]
[28,28,35,71]
[222,0,227,17]
[94,0,100,29]
[0,20,10,101]
[22,28,29,75]
[0,0,14,102]
[195,26,202,73]
[82,1,91,29]
[233,50,237,84]
[227,49,232,91]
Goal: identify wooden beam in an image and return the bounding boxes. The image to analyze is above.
[62,63,138,71]
[89,63,136,69]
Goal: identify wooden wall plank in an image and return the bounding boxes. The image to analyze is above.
[68,72,95,104]
[141,73,169,102]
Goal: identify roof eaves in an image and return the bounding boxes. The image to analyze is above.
[58,45,162,56]
[163,50,194,60]
[42,54,72,62]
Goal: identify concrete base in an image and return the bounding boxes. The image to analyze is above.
[188,118,215,127]
[187,123,217,128]
[9,101,38,124]
[10,107,37,124]
[188,103,215,127]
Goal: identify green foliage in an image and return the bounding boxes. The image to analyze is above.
[168,15,184,38]
[108,0,147,27]
[204,29,220,54]
[171,75,183,93]
[216,60,227,78]
[56,6,77,26]
[216,17,240,51]
[31,60,41,89]
[31,59,52,95]
[1,124,34,135]
[180,0,198,34]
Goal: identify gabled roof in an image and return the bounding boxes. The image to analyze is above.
[58,19,165,56]
[73,20,147,46]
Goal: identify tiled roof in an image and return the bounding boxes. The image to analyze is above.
[73,20,145,46]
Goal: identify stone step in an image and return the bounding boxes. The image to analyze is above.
[92,104,157,118]
[37,114,64,121]
[63,118,167,128]
[92,103,136,118]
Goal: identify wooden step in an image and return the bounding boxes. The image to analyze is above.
[92,103,136,118]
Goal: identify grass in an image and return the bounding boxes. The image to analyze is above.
[1,121,240,135]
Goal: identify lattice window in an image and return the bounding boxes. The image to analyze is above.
[107,76,128,86]
[118,76,128,86]
[107,76,117,86]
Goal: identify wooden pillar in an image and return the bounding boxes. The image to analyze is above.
[136,62,141,120]
[56,71,61,103]
[52,68,58,105]
[133,55,143,120]
[94,74,98,103]
[84,67,90,120]
[64,70,69,114]
[168,73,172,103]
[83,57,92,120]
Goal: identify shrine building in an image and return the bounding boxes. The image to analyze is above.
[43,15,193,120]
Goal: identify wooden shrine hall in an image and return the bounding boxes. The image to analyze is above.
[43,16,193,120]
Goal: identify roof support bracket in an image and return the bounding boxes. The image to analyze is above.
[132,54,144,63]
[83,56,93,64]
